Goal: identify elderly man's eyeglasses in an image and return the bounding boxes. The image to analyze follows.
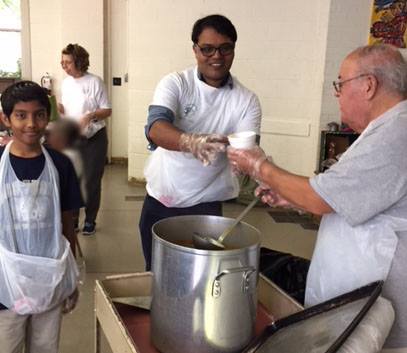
[332,74,370,93]
[194,43,235,57]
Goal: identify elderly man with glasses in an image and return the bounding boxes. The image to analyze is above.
[140,14,261,270]
[228,44,407,352]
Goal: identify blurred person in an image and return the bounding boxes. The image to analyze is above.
[59,43,111,235]
[45,119,86,231]
[0,110,12,146]
[0,132,12,147]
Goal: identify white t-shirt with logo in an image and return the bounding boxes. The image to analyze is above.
[144,66,262,208]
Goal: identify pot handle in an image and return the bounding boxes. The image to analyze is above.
[212,266,256,298]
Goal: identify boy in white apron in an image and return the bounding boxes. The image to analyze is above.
[0,81,82,353]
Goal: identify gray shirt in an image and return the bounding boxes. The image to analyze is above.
[310,100,407,348]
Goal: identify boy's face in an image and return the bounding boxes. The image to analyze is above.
[2,100,49,148]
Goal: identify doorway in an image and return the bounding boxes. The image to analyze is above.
[106,0,129,163]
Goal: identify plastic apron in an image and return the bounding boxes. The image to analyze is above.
[0,142,78,315]
[305,124,407,307]
[144,147,238,208]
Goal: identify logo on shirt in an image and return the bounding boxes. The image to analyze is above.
[183,104,197,117]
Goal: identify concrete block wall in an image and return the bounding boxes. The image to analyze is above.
[27,0,374,181]
[29,0,104,101]
[319,0,372,130]
[128,0,332,180]
[109,0,129,159]
[237,0,332,176]
[29,0,61,88]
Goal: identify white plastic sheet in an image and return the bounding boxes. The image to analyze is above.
[0,143,78,314]
[306,213,407,306]
[144,147,237,207]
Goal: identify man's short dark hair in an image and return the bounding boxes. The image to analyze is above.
[191,14,237,44]
[62,43,90,73]
[1,81,51,117]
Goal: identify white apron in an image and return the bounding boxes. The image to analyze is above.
[306,122,407,307]
[144,147,238,208]
[0,142,78,314]
[305,212,407,307]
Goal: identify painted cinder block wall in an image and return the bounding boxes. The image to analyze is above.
[29,0,105,103]
[320,0,372,130]
[27,0,372,180]
[127,0,371,181]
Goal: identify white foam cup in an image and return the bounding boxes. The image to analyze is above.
[228,131,256,149]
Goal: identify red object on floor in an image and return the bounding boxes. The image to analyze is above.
[114,301,274,353]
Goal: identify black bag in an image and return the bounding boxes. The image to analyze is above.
[259,247,310,305]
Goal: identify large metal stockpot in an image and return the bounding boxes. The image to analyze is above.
[150,215,260,353]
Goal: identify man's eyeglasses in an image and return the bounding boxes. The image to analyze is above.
[332,73,370,93]
[194,43,235,57]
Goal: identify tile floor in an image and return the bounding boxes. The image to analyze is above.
[59,164,318,353]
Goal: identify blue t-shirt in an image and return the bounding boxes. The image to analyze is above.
[0,146,83,310]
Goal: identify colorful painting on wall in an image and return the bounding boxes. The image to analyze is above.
[369,0,407,47]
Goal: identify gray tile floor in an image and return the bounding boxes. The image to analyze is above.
[59,164,318,353]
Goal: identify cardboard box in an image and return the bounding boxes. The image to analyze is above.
[94,272,303,353]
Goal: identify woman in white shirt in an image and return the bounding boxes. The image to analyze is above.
[59,43,111,235]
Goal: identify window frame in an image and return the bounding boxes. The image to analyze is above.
[20,0,31,78]
[0,0,31,79]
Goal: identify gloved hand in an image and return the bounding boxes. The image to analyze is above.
[255,184,292,208]
[62,287,79,314]
[227,146,268,180]
[179,133,228,166]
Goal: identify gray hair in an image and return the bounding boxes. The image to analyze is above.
[351,44,407,96]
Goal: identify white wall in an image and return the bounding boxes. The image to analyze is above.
[26,0,373,180]
[127,0,331,179]
[28,0,61,86]
[109,0,129,159]
[127,0,372,181]
[235,0,330,176]
[28,0,105,100]
[320,0,372,129]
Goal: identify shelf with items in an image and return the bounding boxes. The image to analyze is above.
[318,131,359,173]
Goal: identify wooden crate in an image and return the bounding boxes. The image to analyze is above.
[94,272,302,353]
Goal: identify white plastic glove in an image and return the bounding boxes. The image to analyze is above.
[179,133,227,166]
[79,112,93,130]
[255,184,292,208]
[227,145,268,180]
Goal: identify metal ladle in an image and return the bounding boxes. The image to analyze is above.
[192,197,259,250]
